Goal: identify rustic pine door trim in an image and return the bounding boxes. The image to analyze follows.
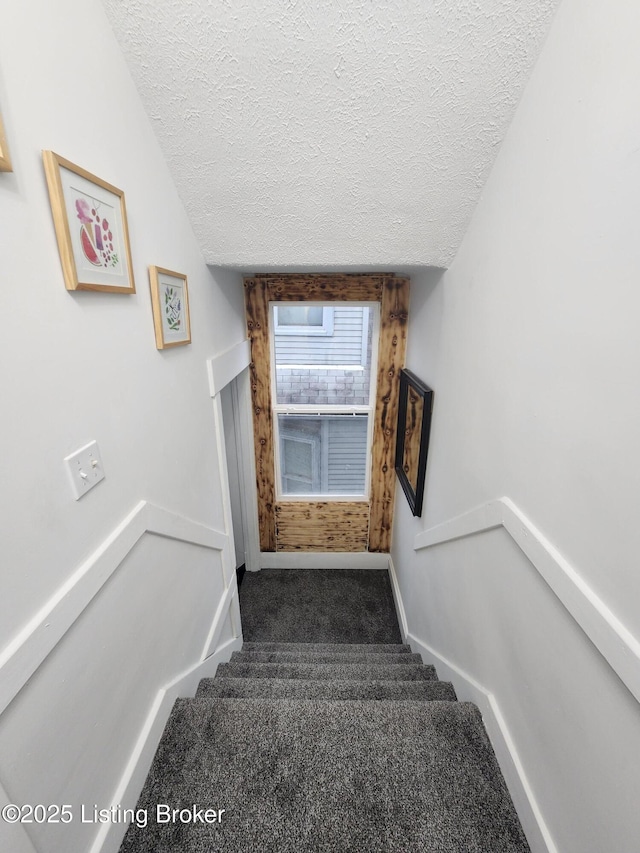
[244,273,409,553]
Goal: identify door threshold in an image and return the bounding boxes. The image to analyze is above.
[259,552,390,570]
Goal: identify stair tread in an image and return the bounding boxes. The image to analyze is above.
[217,661,437,681]
[119,698,528,853]
[242,641,412,654]
[197,676,457,701]
[231,650,423,665]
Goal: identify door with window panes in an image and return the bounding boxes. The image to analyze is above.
[244,274,409,554]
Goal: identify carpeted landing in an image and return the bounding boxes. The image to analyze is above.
[238,568,402,643]
[119,636,531,851]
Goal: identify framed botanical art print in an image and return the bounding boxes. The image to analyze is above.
[0,109,12,172]
[148,266,192,349]
[42,150,135,292]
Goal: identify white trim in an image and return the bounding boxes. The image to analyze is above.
[146,502,227,551]
[201,579,240,658]
[414,497,640,706]
[273,304,334,336]
[259,551,390,570]
[276,494,370,503]
[211,392,240,588]
[275,405,371,413]
[385,556,556,852]
[407,631,558,853]
[277,364,366,372]
[414,499,504,549]
[206,339,251,398]
[360,307,369,368]
[89,632,242,853]
[366,302,381,409]
[234,370,261,572]
[205,342,260,573]
[0,501,228,716]
[387,556,408,642]
[270,302,380,506]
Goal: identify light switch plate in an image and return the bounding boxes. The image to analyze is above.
[64,440,105,500]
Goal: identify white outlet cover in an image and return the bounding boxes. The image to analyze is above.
[64,440,105,500]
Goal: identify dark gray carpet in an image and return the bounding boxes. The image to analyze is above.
[119,575,530,853]
[242,641,412,654]
[215,661,437,681]
[119,698,529,853]
[196,676,458,701]
[230,650,423,664]
[239,568,402,643]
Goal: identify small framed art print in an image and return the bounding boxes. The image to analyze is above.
[148,266,192,349]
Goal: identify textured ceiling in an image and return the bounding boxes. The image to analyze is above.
[102,0,560,269]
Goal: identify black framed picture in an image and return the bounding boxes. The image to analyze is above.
[395,369,434,517]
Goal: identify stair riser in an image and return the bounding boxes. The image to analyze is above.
[231,651,422,665]
[197,677,457,701]
[241,642,412,654]
[217,662,437,681]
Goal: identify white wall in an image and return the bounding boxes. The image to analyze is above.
[0,0,246,850]
[392,0,640,851]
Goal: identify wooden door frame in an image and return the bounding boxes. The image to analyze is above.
[244,273,409,553]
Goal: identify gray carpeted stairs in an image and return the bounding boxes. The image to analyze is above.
[119,640,530,852]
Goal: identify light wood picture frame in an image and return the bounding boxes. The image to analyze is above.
[42,150,135,292]
[0,109,12,172]
[149,266,192,349]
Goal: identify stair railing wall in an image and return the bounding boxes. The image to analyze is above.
[0,502,233,716]
[0,501,242,853]
[413,497,640,706]
[0,339,254,853]
[388,495,640,853]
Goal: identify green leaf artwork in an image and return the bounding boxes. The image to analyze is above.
[163,285,182,331]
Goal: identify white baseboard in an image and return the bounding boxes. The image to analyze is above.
[91,630,242,853]
[201,582,243,658]
[387,556,408,641]
[390,533,557,853]
[259,551,390,569]
[407,631,558,853]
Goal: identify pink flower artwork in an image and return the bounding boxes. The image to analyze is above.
[75,198,93,225]
[74,193,119,270]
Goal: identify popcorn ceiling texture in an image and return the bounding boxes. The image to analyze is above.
[102,0,559,268]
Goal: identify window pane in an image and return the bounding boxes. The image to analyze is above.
[282,437,313,480]
[278,414,368,496]
[277,306,323,326]
[274,305,374,404]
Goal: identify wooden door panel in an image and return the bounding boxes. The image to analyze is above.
[244,276,276,550]
[369,276,410,552]
[275,502,369,552]
[244,273,409,554]
[254,273,388,302]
